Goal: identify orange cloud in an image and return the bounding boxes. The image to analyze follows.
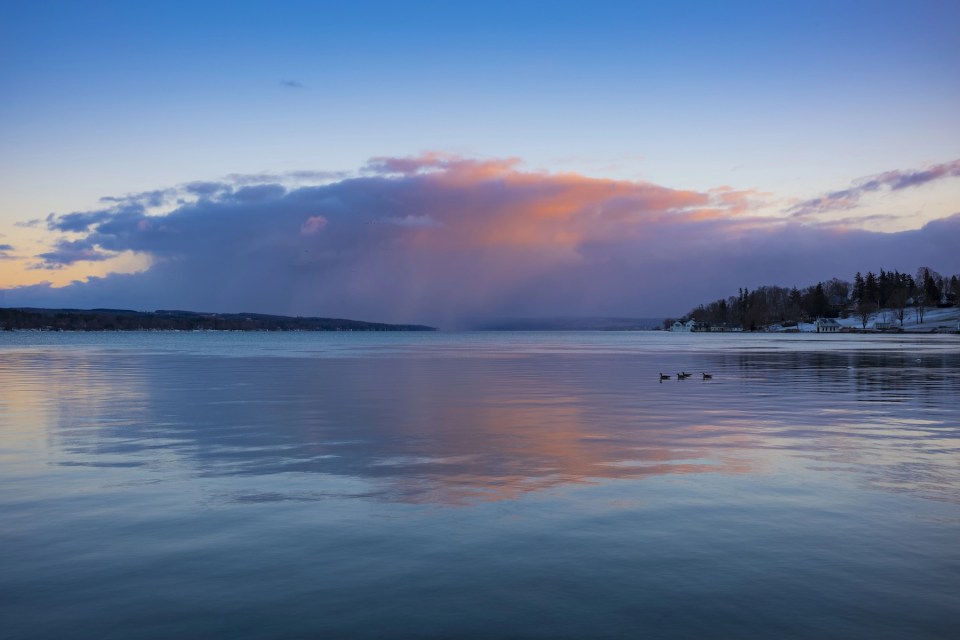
[376,153,743,251]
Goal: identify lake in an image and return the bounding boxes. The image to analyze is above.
[1,331,959,639]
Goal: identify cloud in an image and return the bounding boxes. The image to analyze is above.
[280,79,304,89]
[300,216,328,236]
[33,239,116,268]
[46,210,119,233]
[99,189,173,208]
[231,184,286,203]
[816,213,905,228]
[0,243,14,260]
[364,153,523,178]
[387,215,442,228]
[4,154,959,325]
[788,158,960,218]
[184,181,228,197]
[224,170,347,185]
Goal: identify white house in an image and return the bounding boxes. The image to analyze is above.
[815,318,841,333]
[670,320,706,332]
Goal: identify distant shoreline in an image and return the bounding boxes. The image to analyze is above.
[0,307,436,332]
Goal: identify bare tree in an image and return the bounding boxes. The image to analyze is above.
[888,287,909,327]
[915,266,942,321]
[856,299,875,329]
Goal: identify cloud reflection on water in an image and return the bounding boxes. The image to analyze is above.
[1,341,958,506]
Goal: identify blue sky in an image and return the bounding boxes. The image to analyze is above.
[1,1,958,319]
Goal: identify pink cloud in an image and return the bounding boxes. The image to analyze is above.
[365,152,522,178]
[299,215,327,236]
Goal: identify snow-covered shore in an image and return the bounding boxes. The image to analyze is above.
[790,306,960,333]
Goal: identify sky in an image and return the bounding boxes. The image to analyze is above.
[1,0,958,326]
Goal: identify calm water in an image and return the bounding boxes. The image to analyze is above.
[2,332,959,639]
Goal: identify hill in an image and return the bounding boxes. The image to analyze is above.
[0,308,436,332]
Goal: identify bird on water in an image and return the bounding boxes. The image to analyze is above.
[702,372,713,379]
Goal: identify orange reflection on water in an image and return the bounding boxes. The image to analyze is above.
[356,384,760,504]
[5,342,956,507]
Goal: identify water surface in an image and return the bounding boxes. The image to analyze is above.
[2,332,959,638]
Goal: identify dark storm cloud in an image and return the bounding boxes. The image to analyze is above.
[5,155,959,325]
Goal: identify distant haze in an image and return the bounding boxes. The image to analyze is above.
[469,318,665,331]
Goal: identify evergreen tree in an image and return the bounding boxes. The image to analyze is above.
[878,269,889,306]
[813,283,829,317]
[864,271,878,306]
[924,270,940,305]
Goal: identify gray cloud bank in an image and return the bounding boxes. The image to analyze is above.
[2,156,959,326]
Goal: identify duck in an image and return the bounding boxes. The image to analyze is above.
[678,372,692,379]
[659,373,671,381]
[702,372,713,380]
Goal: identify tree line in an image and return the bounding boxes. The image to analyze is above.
[0,308,436,332]
[667,267,959,331]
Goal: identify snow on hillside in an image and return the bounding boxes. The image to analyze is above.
[794,306,960,332]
